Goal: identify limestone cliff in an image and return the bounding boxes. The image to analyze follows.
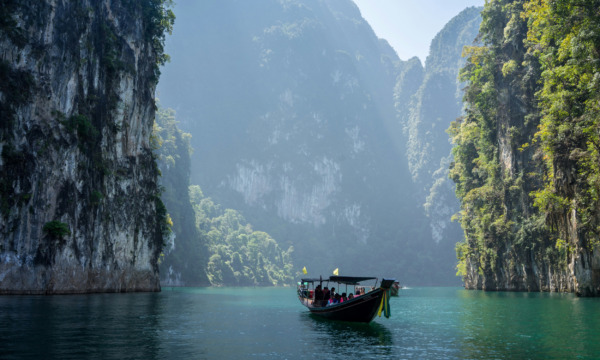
[0,0,172,293]
[450,0,599,296]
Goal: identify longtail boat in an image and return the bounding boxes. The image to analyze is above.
[390,281,401,296]
[297,276,394,323]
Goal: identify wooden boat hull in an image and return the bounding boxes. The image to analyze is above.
[390,286,399,296]
[298,288,385,323]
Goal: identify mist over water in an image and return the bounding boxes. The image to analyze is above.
[2,288,599,359]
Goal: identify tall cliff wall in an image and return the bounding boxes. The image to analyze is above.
[450,0,600,296]
[0,0,171,293]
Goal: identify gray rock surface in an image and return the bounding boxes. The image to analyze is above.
[0,0,162,294]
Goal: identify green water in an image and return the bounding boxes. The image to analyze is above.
[0,287,599,359]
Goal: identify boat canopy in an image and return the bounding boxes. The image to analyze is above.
[301,278,329,283]
[329,276,376,285]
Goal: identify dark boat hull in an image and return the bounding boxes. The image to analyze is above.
[299,289,385,323]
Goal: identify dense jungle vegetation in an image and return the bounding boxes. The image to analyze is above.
[451,0,600,293]
[154,104,295,286]
[189,186,295,286]
[526,0,600,247]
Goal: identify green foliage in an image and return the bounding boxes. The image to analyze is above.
[153,102,207,284]
[455,241,469,276]
[524,0,600,244]
[452,0,600,280]
[90,191,104,205]
[153,194,172,246]
[153,102,292,286]
[190,185,295,286]
[43,221,71,238]
[449,0,564,279]
[125,0,175,81]
[65,114,99,142]
[502,59,518,77]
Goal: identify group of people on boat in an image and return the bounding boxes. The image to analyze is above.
[311,285,370,307]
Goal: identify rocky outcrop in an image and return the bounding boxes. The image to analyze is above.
[450,0,600,296]
[394,7,482,245]
[0,0,167,293]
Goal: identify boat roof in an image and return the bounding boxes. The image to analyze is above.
[300,278,328,283]
[300,276,378,284]
[330,276,377,285]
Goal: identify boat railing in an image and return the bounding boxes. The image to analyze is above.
[297,283,314,307]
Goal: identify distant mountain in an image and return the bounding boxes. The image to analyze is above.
[394,7,482,244]
[158,0,481,285]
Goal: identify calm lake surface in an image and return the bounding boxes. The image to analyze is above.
[1,287,599,359]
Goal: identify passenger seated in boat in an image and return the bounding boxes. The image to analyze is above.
[348,293,354,300]
[341,293,347,302]
[314,285,323,301]
[330,287,336,297]
[322,287,331,306]
[334,293,341,304]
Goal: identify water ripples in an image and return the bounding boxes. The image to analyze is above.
[1,287,599,359]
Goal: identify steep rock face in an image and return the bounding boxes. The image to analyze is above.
[394,7,482,245]
[158,0,458,284]
[450,1,577,294]
[523,1,600,297]
[0,0,165,293]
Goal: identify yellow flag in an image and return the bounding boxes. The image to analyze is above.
[333,268,339,276]
[302,267,307,274]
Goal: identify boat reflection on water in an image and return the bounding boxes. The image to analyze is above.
[299,312,394,357]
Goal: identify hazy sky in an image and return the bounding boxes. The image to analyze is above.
[352,0,484,62]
